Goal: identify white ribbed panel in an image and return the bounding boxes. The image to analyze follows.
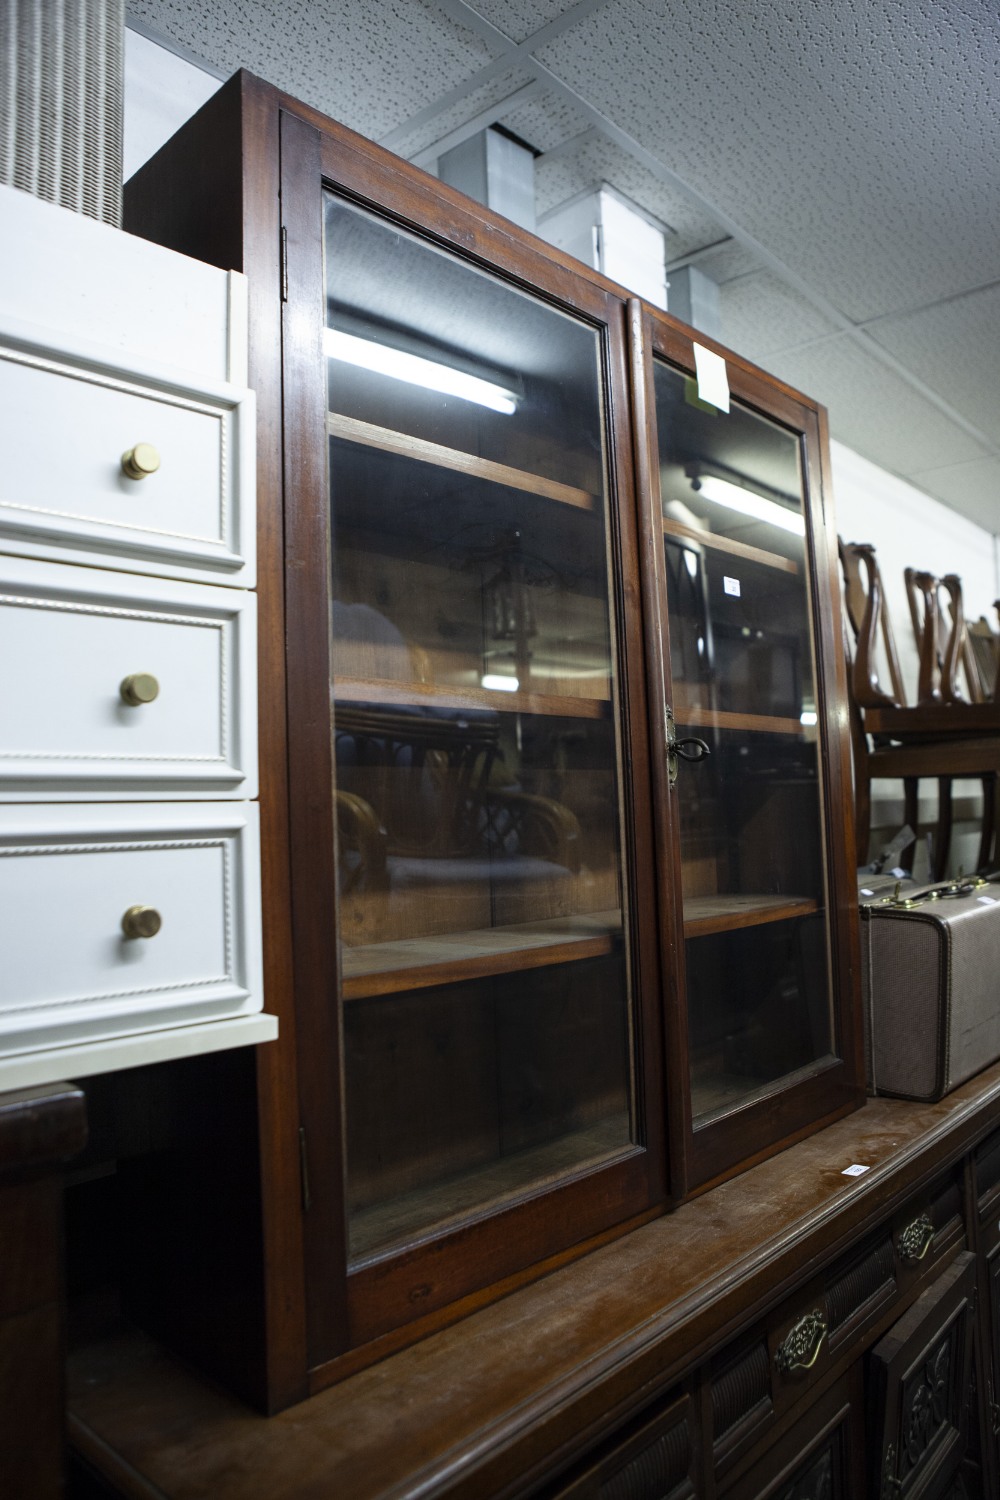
[0,0,124,225]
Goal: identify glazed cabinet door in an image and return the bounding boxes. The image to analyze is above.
[280,113,664,1372]
[631,307,862,1191]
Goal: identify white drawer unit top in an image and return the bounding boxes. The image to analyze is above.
[0,802,265,1060]
[0,318,255,586]
[0,184,245,384]
[0,556,257,800]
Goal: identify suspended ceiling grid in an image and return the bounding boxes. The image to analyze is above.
[126,0,1000,534]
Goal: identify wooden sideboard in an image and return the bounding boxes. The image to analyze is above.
[0,1082,86,1499]
[68,1059,1000,1498]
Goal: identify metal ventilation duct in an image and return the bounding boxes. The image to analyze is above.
[438,127,537,234]
[1,0,125,225]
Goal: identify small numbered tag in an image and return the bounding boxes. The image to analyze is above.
[723,576,741,597]
[842,1163,870,1178]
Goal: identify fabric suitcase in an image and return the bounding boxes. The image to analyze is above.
[860,878,1000,1100]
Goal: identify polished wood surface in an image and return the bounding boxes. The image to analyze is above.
[333,673,611,718]
[672,704,805,736]
[67,1061,1000,1500]
[683,893,819,938]
[662,516,800,575]
[329,413,597,510]
[341,911,621,999]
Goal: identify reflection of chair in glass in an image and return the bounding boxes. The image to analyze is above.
[331,604,583,946]
[840,541,1000,878]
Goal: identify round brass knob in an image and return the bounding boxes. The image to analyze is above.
[121,443,161,480]
[121,905,162,940]
[120,673,159,706]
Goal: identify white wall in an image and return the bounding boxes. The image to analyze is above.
[830,440,1000,875]
[124,27,221,181]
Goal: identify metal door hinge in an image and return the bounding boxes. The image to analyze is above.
[280,224,289,302]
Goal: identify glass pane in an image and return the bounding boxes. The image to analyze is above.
[325,194,636,1261]
[652,360,834,1124]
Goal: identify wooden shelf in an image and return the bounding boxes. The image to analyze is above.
[663,517,800,575]
[330,413,598,512]
[333,674,611,721]
[348,1116,633,1262]
[683,894,819,938]
[341,910,622,1000]
[674,704,805,736]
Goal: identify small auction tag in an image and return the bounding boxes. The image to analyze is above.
[723,575,741,597]
[978,895,997,905]
[842,1163,870,1177]
[693,342,730,412]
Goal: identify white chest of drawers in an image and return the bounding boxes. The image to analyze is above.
[0,183,275,1088]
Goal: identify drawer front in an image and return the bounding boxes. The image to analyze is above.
[0,557,256,799]
[0,802,263,1054]
[0,333,254,585]
[892,1173,966,1290]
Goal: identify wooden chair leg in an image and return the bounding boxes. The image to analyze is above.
[902,777,920,873]
[855,762,872,866]
[979,773,998,872]
[935,776,954,881]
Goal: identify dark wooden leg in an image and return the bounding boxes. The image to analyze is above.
[855,762,872,866]
[983,774,995,870]
[936,776,954,880]
[902,777,920,873]
[0,1084,87,1499]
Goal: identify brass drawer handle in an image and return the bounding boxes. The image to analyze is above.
[774,1310,827,1375]
[897,1212,934,1263]
[121,443,161,480]
[121,905,162,940]
[120,673,160,706]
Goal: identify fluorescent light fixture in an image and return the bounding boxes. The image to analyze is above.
[324,329,517,414]
[481,674,519,692]
[694,475,805,536]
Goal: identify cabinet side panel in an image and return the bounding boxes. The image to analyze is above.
[124,75,310,1411]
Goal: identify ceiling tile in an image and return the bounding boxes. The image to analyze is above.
[905,457,1000,534]
[127,0,495,140]
[500,90,591,152]
[864,282,1000,448]
[389,66,537,160]
[762,335,989,475]
[535,0,1000,322]
[682,239,760,286]
[460,0,594,44]
[718,271,841,363]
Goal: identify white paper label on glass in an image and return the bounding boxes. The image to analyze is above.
[842,1163,870,1177]
[723,576,741,597]
[693,342,730,412]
